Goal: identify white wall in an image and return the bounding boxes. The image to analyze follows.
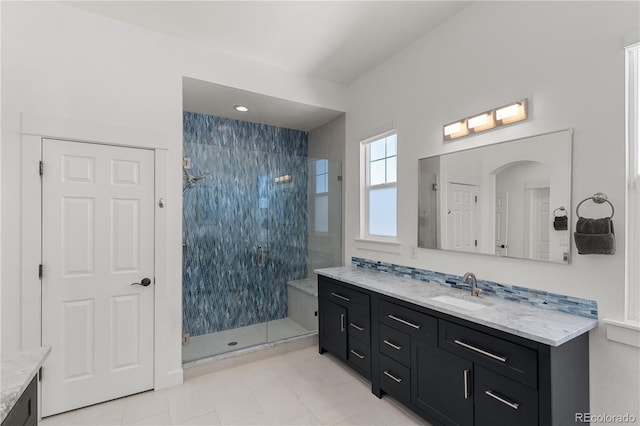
[0,0,347,387]
[345,1,639,416]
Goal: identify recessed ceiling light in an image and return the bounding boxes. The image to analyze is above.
[233,105,249,112]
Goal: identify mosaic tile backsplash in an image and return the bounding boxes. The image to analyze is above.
[352,257,598,319]
[183,112,308,336]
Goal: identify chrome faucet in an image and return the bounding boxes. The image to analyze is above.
[462,272,483,297]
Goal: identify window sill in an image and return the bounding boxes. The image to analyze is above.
[354,238,403,254]
[602,319,640,348]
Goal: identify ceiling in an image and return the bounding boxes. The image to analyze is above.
[64,1,472,131]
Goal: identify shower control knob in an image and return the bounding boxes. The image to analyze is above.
[131,278,152,287]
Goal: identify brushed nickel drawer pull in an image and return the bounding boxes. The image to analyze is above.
[340,313,345,332]
[331,292,350,302]
[485,390,520,410]
[383,370,403,383]
[463,369,470,400]
[454,339,508,363]
[387,314,421,329]
[350,349,365,359]
[350,323,365,332]
[383,339,402,351]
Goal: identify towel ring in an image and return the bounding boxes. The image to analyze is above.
[553,207,567,217]
[576,192,615,218]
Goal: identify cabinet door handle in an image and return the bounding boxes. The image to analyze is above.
[454,339,508,363]
[463,369,470,400]
[383,370,403,383]
[484,390,520,410]
[387,314,421,329]
[340,313,345,332]
[331,292,351,302]
[350,349,365,359]
[350,323,365,332]
[383,340,403,351]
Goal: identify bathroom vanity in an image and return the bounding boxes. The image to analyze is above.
[317,266,597,426]
[1,347,51,426]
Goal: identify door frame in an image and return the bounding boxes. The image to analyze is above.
[18,114,179,398]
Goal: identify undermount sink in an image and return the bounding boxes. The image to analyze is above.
[430,295,491,311]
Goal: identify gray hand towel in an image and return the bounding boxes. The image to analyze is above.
[574,217,615,255]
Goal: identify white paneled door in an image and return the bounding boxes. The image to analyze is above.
[41,139,155,416]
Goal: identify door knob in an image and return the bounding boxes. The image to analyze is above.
[131,278,152,287]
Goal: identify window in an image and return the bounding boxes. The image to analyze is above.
[626,42,640,321]
[314,159,329,233]
[363,132,397,238]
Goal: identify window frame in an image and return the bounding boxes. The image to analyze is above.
[626,42,640,321]
[362,131,398,240]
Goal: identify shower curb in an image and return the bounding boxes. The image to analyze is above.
[182,333,318,380]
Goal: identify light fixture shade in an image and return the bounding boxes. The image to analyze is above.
[443,120,469,140]
[495,99,527,124]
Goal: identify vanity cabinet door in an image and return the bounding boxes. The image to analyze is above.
[319,298,347,360]
[412,340,473,426]
[474,365,538,426]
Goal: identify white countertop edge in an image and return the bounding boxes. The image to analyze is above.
[316,266,597,347]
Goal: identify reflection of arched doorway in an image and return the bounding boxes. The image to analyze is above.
[494,161,550,259]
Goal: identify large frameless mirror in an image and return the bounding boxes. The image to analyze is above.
[418,129,572,264]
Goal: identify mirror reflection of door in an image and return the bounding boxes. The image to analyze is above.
[526,187,550,260]
[495,191,508,256]
[446,182,477,252]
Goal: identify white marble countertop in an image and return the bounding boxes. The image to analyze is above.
[316,266,597,347]
[1,347,51,423]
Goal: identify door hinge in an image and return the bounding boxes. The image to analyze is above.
[38,264,43,279]
[39,161,43,176]
[39,367,42,381]
[474,195,478,203]
[474,240,478,247]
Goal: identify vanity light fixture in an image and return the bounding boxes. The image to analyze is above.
[443,98,528,141]
[233,105,249,112]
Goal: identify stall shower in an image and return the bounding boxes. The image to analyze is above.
[182,112,342,362]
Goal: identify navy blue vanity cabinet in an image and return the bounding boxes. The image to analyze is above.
[317,275,590,426]
[376,298,439,409]
[318,276,371,379]
[439,319,539,426]
[412,341,473,426]
[2,376,38,426]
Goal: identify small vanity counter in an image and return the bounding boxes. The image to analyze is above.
[1,347,51,424]
[316,266,596,347]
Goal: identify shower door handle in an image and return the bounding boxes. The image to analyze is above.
[257,245,265,268]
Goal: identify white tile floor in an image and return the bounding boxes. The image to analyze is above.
[41,346,429,426]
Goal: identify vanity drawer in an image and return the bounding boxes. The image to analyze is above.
[474,365,538,426]
[379,354,411,402]
[348,310,370,345]
[347,339,371,377]
[319,277,369,314]
[379,324,411,367]
[379,299,437,344]
[439,320,538,388]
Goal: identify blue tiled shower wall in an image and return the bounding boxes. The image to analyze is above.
[352,257,598,319]
[183,112,308,336]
